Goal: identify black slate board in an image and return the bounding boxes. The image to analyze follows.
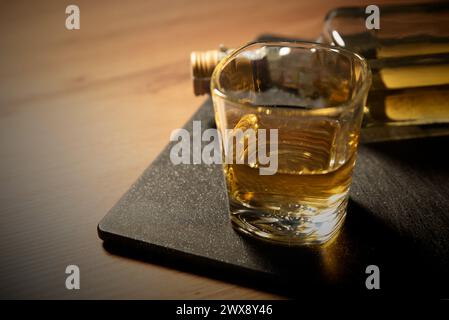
[98,98,449,298]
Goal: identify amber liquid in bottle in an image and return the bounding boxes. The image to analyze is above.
[323,3,449,129]
[353,37,449,126]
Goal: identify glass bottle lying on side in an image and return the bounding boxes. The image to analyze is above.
[190,3,449,141]
[322,3,449,127]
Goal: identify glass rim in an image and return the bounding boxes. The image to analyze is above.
[210,40,372,113]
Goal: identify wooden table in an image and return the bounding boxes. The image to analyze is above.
[0,0,432,299]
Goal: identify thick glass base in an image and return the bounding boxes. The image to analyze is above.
[229,197,347,246]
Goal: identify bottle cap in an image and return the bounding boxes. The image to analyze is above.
[190,46,230,95]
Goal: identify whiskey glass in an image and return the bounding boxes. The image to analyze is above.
[211,41,371,245]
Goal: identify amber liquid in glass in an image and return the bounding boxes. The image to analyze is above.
[221,107,359,245]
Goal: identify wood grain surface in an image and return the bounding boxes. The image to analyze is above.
[0,0,435,299]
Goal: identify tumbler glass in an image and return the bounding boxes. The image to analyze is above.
[211,41,371,245]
